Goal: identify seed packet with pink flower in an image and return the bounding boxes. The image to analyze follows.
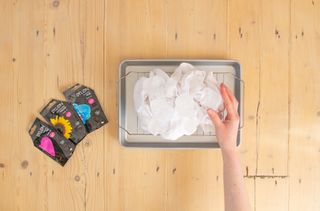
[28,118,75,166]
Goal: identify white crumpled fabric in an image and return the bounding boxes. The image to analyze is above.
[133,63,224,140]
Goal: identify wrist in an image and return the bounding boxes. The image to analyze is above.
[221,146,237,157]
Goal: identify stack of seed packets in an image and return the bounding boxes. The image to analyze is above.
[28,84,108,166]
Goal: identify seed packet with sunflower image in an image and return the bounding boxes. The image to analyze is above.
[28,118,75,166]
[63,84,108,133]
[40,99,87,144]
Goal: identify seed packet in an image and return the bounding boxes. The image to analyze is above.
[40,99,87,144]
[28,118,75,166]
[63,84,108,133]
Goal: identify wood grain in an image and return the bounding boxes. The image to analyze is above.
[165,1,227,210]
[256,177,289,210]
[228,0,260,176]
[289,0,320,210]
[0,0,319,210]
[0,1,15,210]
[257,0,290,176]
[105,1,168,211]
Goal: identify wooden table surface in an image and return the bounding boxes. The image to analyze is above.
[0,0,319,210]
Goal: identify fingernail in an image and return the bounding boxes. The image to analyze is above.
[207,109,213,114]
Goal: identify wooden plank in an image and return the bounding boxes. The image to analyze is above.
[104,1,122,210]
[289,0,320,210]
[257,0,290,175]
[104,0,168,210]
[0,1,16,210]
[165,151,224,211]
[164,0,227,210]
[166,0,227,58]
[228,0,260,176]
[256,177,289,210]
[44,0,105,210]
[245,178,255,210]
[0,0,49,210]
[77,0,105,210]
[44,1,86,210]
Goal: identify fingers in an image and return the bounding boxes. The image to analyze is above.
[223,84,239,110]
[220,84,236,119]
[207,109,223,127]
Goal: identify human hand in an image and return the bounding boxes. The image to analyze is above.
[207,83,240,152]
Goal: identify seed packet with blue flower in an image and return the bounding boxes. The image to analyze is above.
[40,99,87,145]
[63,84,108,133]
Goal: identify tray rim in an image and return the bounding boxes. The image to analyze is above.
[118,59,243,149]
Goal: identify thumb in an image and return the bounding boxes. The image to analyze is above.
[207,109,223,128]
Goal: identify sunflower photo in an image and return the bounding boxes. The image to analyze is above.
[50,116,73,139]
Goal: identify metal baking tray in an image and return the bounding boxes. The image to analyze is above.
[118,60,243,148]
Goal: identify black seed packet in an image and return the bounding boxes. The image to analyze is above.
[63,84,108,133]
[40,99,87,145]
[28,118,76,166]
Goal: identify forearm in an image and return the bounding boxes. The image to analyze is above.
[222,149,251,211]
